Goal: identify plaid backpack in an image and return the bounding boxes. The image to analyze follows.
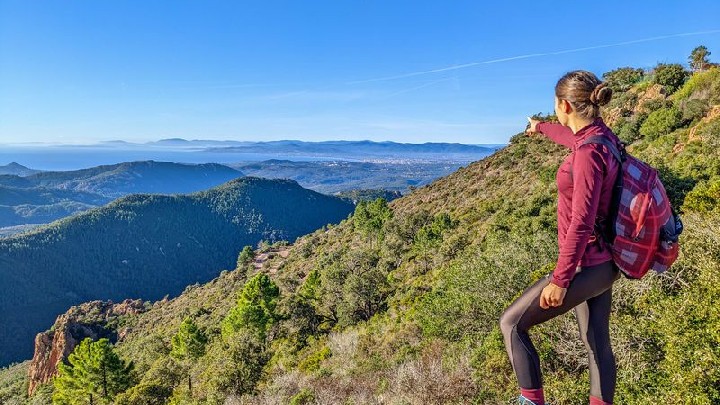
[581,135,683,279]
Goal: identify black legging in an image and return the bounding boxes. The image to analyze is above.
[499,260,621,402]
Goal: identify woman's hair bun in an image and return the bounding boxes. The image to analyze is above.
[590,82,612,106]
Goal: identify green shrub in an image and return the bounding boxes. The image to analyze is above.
[652,63,688,94]
[115,382,173,405]
[289,388,315,405]
[606,90,639,116]
[684,176,720,213]
[0,362,30,404]
[412,212,458,273]
[297,341,331,373]
[538,164,559,185]
[469,328,515,401]
[612,117,642,144]
[692,115,720,143]
[673,67,720,102]
[652,213,720,402]
[199,330,269,399]
[680,98,710,122]
[415,230,555,341]
[639,107,682,140]
[640,98,671,112]
[603,67,645,91]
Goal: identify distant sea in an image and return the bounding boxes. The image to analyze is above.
[0,146,342,171]
[0,143,501,171]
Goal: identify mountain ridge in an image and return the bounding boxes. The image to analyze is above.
[0,161,247,231]
[0,162,41,177]
[0,176,355,366]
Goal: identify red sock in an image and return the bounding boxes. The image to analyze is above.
[521,388,545,404]
[590,395,612,405]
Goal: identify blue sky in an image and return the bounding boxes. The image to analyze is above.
[1,1,719,145]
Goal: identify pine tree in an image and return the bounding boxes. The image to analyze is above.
[352,197,393,247]
[689,45,712,72]
[222,273,279,340]
[52,338,134,405]
[170,317,207,397]
[236,245,256,268]
[170,317,207,361]
[412,212,455,273]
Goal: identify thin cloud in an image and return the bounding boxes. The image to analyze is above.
[350,29,720,83]
[380,78,454,99]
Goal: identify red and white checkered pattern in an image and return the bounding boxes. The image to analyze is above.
[608,155,679,278]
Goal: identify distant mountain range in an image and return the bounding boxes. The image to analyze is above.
[0,176,355,366]
[139,138,503,153]
[204,140,499,160]
[61,138,502,161]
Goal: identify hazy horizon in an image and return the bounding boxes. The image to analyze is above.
[0,138,502,171]
[0,137,507,147]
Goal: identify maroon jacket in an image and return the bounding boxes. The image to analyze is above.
[536,118,621,288]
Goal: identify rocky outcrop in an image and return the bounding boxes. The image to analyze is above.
[27,299,146,396]
[673,105,720,153]
[602,84,667,128]
[689,105,720,141]
[634,84,667,113]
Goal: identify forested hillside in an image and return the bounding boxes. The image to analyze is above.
[0,177,355,367]
[2,57,719,404]
[0,161,245,229]
[24,161,243,198]
[0,186,112,227]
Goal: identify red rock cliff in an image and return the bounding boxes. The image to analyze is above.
[27,299,146,396]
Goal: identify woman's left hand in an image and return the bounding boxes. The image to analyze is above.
[539,282,567,309]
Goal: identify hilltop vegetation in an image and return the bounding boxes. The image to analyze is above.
[23,161,244,198]
[0,161,244,230]
[0,177,355,367]
[3,52,720,404]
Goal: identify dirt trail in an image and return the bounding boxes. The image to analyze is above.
[252,246,291,274]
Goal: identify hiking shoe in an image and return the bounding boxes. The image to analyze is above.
[517,395,550,405]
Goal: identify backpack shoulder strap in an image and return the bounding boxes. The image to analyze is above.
[579,135,625,244]
[581,135,624,164]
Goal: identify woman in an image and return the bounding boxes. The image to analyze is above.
[499,70,621,405]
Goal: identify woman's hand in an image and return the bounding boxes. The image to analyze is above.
[539,282,567,309]
[526,117,541,135]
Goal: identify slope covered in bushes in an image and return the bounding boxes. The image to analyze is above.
[4,61,720,404]
[0,177,355,367]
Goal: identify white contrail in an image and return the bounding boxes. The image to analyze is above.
[380,77,453,99]
[349,29,720,84]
